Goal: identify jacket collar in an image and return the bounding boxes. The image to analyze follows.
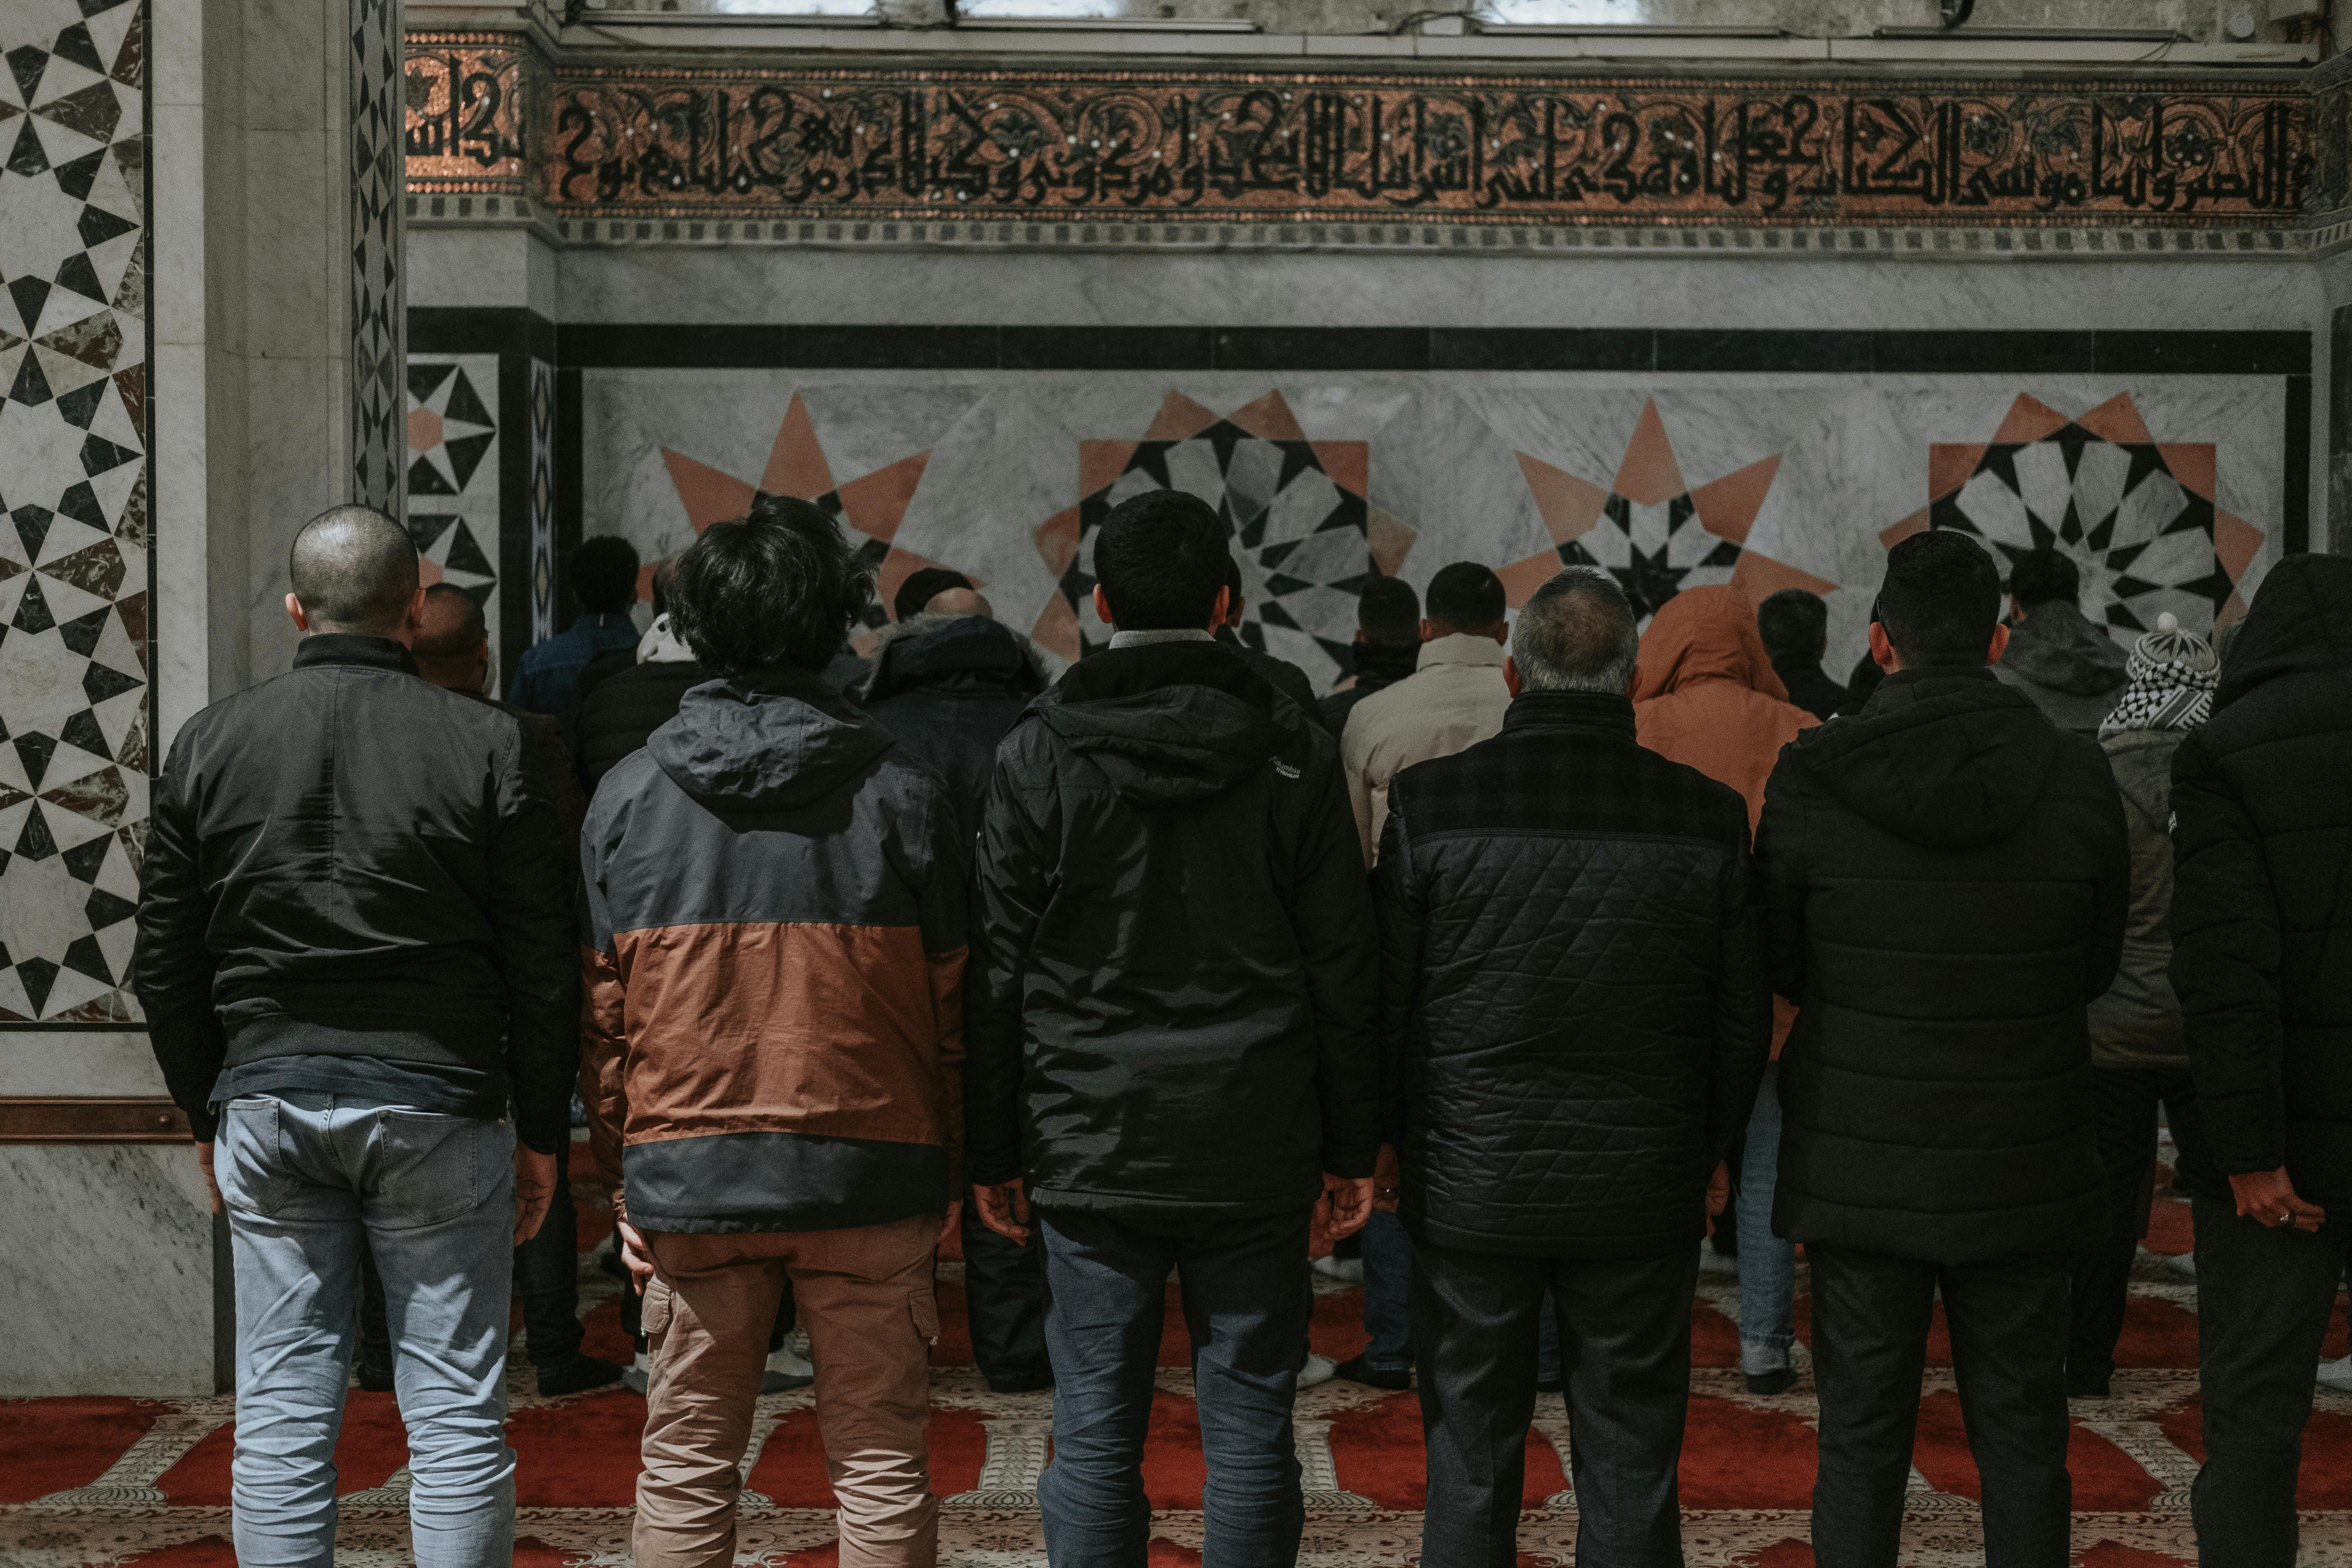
[1876,665,1998,699]
[292,633,418,676]
[1500,688,1637,741]
[1418,632,1507,672]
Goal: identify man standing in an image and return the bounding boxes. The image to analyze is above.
[1756,529,2127,1568]
[1755,587,1848,722]
[2169,554,2352,1568]
[581,496,966,1568]
[511,533,642,740]
[1216,551,1327,724]
[1994,548,2128,736]
[136,505,575,1568]
[965,488,1377,1567]
[1379,568,1769,1567]
[1320,576,1423,734]
[1340,560,1513,865]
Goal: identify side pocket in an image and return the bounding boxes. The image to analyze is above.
[217,1098,297,1217]
[909,1285,940,1347]
[642,1277,674,1339]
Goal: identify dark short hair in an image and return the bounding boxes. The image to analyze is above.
[572,534,642,615]
[1093,490,1230,632]
[288,504,418,631]
[2006,548,2081,611]
[1756,588,1829,665]
[892,567,973,622]
[669,495,872,676]
[412,583,487,661]
[1426,562,1506,629]
[1878,531,2003,666]
[1512,569,1639,693]
[1358,576,1420,645]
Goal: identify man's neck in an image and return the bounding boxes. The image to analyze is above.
[1108,626,1216,649]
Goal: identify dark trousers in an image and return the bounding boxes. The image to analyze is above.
[2069,1063,2199,1381]
[2190,1195,2352,1568]
[360,1137,582,1374]
[962,1183,1049,1387]
[1413,1236,1698,1568]
[1808,1244,2072,1568]
[1036,1207,1311,1568]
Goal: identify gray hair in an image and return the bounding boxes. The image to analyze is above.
[288,504,418,631]
[1510,568,1640,694]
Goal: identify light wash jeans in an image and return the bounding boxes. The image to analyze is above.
[1735,1063,1796,1375]
[216,1090,518,1567]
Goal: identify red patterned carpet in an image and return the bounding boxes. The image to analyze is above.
[6,1170,2351,1566]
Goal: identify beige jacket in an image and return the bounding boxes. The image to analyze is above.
[1341,632,1511,865]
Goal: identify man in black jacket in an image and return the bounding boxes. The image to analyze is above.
[1217,549,1329,727]
[966,488,1377,1566]
[2169,554,2352,1568]
[1756,587,1847,722]
[1756,528,2127,1568]
[1377,567,1768,1568]
[1320,576,1422,733]
[135,505,574,1566]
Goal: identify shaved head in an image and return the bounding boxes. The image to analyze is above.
[288,505,419,632]
[925,586,993,619]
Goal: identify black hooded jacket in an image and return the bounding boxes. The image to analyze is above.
[861,616,1047,831]
[963,640,1379,1219]
[2170,556,2352,1207]
[1755,665,2128,1262]
[577,658,709,790]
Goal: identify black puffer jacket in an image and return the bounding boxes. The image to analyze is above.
[862,614,1048,831]
[577,658,709,789]
[965,640,1378,1218]
[2171,556,2352,1208]
[1756,666,2128,1262]
[1320,640,1420,733]
[1375,691,1770,1257]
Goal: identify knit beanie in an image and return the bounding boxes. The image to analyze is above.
[2098,611,2218,737]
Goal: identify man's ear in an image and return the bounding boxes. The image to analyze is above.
[1986,622,2011,666]
[1868,621,1901,674]
[1502,656,1523,698]
[1485,618,1509,646]
[1418,617,1438,643]
[1092,583,1116,631]
[1208,583,1231,633]
[285,593,312,633]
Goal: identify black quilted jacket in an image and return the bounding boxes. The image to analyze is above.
[1374,690,1771,1257]
[2171,555,2352,1208]
[1756,666,2128,1263]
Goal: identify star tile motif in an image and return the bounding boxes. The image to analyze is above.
[1036,390,1412,684]
[0,0,146,1022]
[1498,398,1832,625]
[1899,394,2259,632]
[403,356,504,662]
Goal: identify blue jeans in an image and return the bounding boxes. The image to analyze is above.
[1370,1211,1562,1383]
[216,1092,519,1568]
[1037,1207,1309,1567]
[1737,1062,1796,1375]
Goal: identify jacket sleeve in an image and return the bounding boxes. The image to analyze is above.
[963,735,1056,1188]
[916,782,971,1199]
[1708,822,1773,1168]
[488,724,578,1156]
[1294,750,1381,1179]
[2081,747,2132,1002]
[1752,746,1810,1005]
[132,735,228,1142]
[1342,720,1378,869]
[2170,730,2287,1178]
[1371,800,1423,1150]
[577,807,630,1214]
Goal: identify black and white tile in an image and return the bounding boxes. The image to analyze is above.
[405,356,501,654]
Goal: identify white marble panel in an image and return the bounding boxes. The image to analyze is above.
[0,1032,168,1095]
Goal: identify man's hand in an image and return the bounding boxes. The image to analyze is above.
[975,1179,1031,1245]
[1313,1172,1375,1252]
[514,1146,559,1245]
[2229,1166,2325,1234]
[615,1218,657,1289]
[936,1200,964,1250]
[1373,1144,1402,1215]
[1706,1161,1731,1220]
[196,1141,223,1214]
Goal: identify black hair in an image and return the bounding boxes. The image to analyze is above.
[1876,530,2003,666]
[287,504,417,631]
[1092,490,1230,631]
[1425,561,1506,629]
[1756,588,1830,665]
[412,582,487,661]
[669,495,873,675]
[572,534,642,616]
[1358,576,1420,645]
[2006,548,2081,611]
[892,567,974,622]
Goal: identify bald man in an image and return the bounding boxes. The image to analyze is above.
[135,505,579,1567]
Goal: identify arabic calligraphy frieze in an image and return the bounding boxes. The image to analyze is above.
[400,36,2314,227]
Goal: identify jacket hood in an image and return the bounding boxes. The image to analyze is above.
[2214,554,2352,712]
[648,667,895,809]
[2001,601,2129,697]
[860,613,1052,706]
[1034,641,1293,807]
[1792,668,2060,850]
[1631,585,1792,705]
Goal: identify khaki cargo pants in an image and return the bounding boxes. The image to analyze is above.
[635,1214,941,1568]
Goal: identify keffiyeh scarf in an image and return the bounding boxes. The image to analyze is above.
[2099,612,2219,737]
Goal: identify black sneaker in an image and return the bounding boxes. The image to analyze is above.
[356,1363,395,1393]
[535,1355,626,1397]
[986,1369,1056,1395]
[2066,1363,2112,1399]
[1334,1355,1411,1392]
[1744,1367,1796,1396]
[1536,1376,1563,1394]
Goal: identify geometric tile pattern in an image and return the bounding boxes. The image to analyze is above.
[1922,393,2263,632]
[404,357,500,657]
[1036,390,1404,689]
[0,0,148,1024]
[528,356,554,643]
[349,0,403,513]
[657,392,952,654]
[1499,398,1834,629]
